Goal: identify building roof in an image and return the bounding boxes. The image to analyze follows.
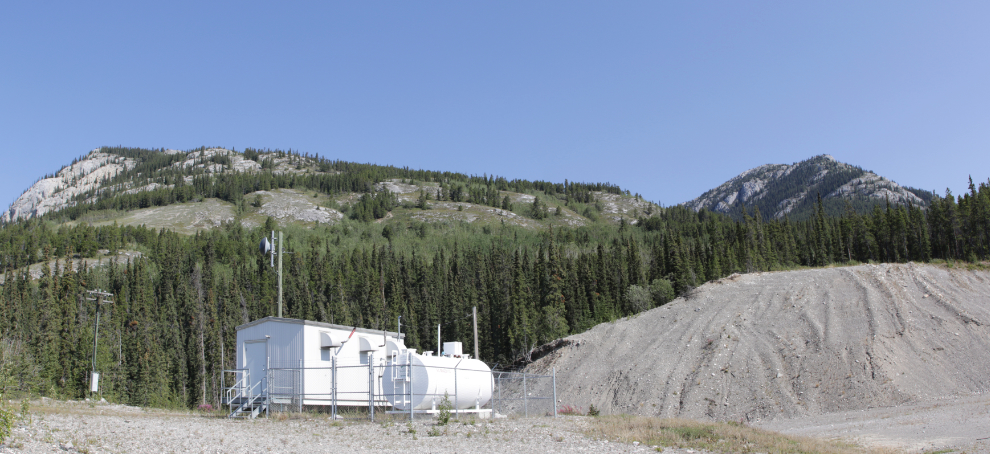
[235,316,404,339]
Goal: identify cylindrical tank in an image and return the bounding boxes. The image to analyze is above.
[383,352,492,410]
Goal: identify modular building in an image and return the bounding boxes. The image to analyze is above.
[233,316,404,408]
[229,316,493,419]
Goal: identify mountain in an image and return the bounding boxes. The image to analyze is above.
[683,155,934,221]
[1,146,656,228]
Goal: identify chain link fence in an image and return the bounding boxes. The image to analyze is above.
[255,360,557,421]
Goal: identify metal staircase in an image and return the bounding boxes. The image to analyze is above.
[224,370,268,419]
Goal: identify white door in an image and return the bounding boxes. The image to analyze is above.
[244,340,268,394]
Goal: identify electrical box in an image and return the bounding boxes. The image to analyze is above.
[442,341,463,357]
[90,372,100,393]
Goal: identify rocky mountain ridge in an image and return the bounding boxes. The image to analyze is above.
[683,155,930,220]
[2,147,655,229]
[2,148,298,222]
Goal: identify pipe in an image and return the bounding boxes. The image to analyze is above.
[473,306,479,361]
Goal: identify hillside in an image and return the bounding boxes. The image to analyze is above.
[684,155,933,221]
[0,146,987,414]
[524,262,990,423]
[2,146,656,229]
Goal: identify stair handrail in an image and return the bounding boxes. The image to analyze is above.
[229,378,265,418]
[223,369,250,411]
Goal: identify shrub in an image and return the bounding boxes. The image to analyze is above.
[588,404,600,416]
[437,392,452,426]
[0,399,14,445]
[558,405,582,416]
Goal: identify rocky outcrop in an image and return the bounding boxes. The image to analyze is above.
[2,151,136,222]
[684,155,925,220]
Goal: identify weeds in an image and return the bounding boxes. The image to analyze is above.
[0,398,14,444]
[588,415,892,454]
[20,400,31,423]
[437,392,452,426]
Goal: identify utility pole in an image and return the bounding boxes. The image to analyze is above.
[277,230,283,318]
[85,289,114,395]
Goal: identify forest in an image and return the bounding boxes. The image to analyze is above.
[1,148,988,410]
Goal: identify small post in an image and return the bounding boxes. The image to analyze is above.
[552,367,558,418]
[472,306,479,361]
[437,324,441,354]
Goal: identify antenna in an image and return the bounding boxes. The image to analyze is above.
[259,230,284,317]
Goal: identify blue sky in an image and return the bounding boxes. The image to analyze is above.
[2,2,988,209]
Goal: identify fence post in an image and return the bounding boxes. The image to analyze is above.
[409,353,414,422]
[552,367,557,418]
[454,361,459,419]
[332,356,337,420]
[497,372,502,418]
[368,352,375,422]
[523,371,528,418]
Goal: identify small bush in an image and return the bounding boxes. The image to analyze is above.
[587,404,600,416]
[0,400,14,445]
[558,405,582,416]
[437,392,452,426]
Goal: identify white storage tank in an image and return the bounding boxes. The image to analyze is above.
[383,341,492,411]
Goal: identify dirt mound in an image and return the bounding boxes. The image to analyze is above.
[527,263,990,423]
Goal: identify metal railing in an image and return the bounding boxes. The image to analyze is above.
[224,369,268,418]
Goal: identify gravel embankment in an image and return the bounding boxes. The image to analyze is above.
[524,262,990,452]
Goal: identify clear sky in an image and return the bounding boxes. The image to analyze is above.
[2,1,988,210]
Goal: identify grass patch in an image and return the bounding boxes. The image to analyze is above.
[587,415,895,454]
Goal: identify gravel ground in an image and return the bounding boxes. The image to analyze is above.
[1,400,709,454]
[760,392,990,453]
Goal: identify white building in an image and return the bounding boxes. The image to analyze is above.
[233,316,404,409]
[229,316,494,419]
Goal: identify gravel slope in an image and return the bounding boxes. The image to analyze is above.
[526,263,990,423]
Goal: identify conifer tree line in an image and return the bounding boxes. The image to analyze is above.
[1,151,988,409]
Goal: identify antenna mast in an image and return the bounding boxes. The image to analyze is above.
[260,230,284,318]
